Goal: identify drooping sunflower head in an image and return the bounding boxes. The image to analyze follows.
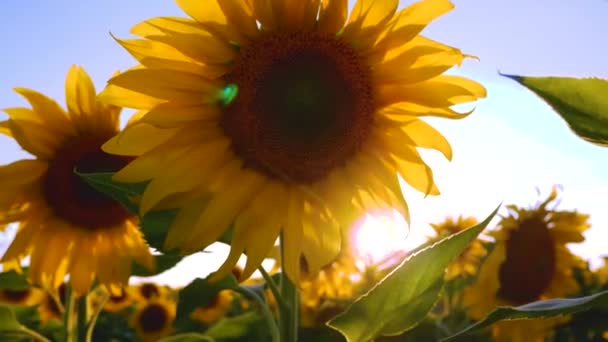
[130,298,176,342]
[462,188,588,340]
[190,289,235,325]
[102,0,486,282]
[0,286,45,307]
[430,215,487,280]
[0,65,154,295]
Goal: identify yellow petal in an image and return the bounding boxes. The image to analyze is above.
[107,69,221,104]
[318,0,348,33]
[399,120,452,160]
[374,48,465,84]
[1,221,40,262]
[218,0,259,39]
[12,88,73,136]
[342,0,398,45]
[282,188,304,282]
[390,145,439,196]
[0,121,11,137]
[131,16,208,37]
[377,75,486,108]
[175,0,227,26]
[102,122,179,156]
[8,120,60,159]
[98,83,163,110]
[300,207,341,274]
[375,0,454,52]
[65,65,97,117]
[140,102,220,128]
[382,101,473,120]
[164,196,211,251]
[183,162,266,253]
[0,159,47,188]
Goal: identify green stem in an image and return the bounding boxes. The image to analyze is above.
[279,233,299,342]
[86,292,108,342]
[4,327,52,342]
[76,295,88,342]
[64,286,75,342]
[258,266,287,312]
[236,287,280,342]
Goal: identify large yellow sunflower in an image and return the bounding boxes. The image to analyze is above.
[430,216,487,280]
[101,0,485,282]
[462,188,589,341]
[0,65,154,295]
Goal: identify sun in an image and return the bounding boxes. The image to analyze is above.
[352,209,409,264]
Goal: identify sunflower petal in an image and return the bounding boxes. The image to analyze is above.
[175,0,227,26]
[318,0,348,33]
[65,65,97,117]
[102,122,179,157]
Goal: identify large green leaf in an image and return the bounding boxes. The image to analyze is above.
[159,333,215,342]
[0,271,29,290]
[204,312,263,340]
[176,275,239,320]
[131,253,183,277]
[327,206,500,342]
[76,171,145,212]
[502,74,608,146]
[442,290,608,341]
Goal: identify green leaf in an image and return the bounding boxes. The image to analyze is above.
[159,333,215,342]
[328,206,500,342]
[0,306,23,331]
[502,74,608,147]
[204,312,262,340]
[131,253,183,277]
[0,271,29,290]
[176,275,239,321]
[76,171,146,212]
[442,290,608,341]
[139,209,178,251]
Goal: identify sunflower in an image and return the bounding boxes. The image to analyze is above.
[100,286,136,313]
[0,65,154,295]
[130,298,176,342]
[131,282,168,303]
[101,0,485,282]
[430,216,487,280]
[0,286,44,306]
[462,188,589,341]
[190,289,234,325]
[38,283,68,323]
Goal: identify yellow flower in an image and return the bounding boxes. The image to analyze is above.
[131,282,168,302]
[130,298,176,342]
[38,283,68,324]
[0,65,154,295]
[101,0,485,282]
[463,188,589,341]
[430,216,486,280]
[190,289,234,325]
[99,286,136,313]
[0,286,44,306]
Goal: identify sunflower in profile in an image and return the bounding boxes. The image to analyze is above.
[0,65,154,295]
[430,216,486,280]
[97,286,136,313]
[0,286,44,307]
[131,282,167,303]
[462,188,589,341]
[190,289,234,325]
[130,298,176,342]
[101,0,485,282]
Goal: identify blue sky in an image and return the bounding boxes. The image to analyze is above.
[0,0,607,283]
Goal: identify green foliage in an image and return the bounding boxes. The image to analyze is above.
[0,271,29,290]
[160,333,215,341]
[503,74,608,147]
[204,312,263,340]
[443,290,608,341]
[327,206,500,342]
[0,306,24,332]
[131,253,184,277]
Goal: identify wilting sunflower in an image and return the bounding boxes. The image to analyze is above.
[0,286,44,306]
[462,188,589,341]
[190,289,235,325]
[130,298,176,341]
[101,0,485,282]
[430,216,486,280]
[0,65,154,295]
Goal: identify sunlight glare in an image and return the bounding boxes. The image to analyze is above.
[353,209,408,264]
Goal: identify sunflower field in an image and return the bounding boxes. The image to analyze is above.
[0,0,607,341]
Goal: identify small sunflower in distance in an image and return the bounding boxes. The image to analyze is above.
[130,298,176,342]
[0,66,154,295]
[430,216,486,280]
[0,286,44,307]
[190,289,235,325]
[463,188,589,341]
[101,0,486,282]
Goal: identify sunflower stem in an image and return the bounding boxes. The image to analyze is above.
[86,291,108,342]
[76,295,88,342]
[279,233,299,342]
[63,286,75,342]
[258,266,288,313]
[235,286,280,342]
[6,327,51,342]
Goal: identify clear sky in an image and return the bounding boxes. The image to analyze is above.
[0,0,607,285]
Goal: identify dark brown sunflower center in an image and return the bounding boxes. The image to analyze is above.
[221,31,374,183]
[140,283,160,299]
[2,288,30,302]
[498,217,556,305]
[43,135,133,229]
[139,304,168,332]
